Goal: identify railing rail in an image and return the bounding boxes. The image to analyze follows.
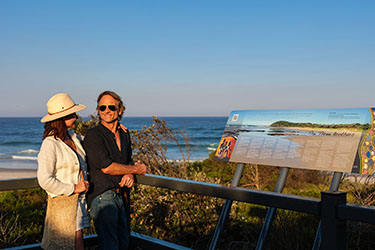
[1,174,375,250]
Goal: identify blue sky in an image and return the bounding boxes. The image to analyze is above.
[0,1,374,117]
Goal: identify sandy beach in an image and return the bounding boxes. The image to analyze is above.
[0,168,37,180]
[0,159,37,180]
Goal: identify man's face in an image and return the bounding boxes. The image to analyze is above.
[98,94,122,124]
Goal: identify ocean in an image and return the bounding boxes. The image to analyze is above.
[0,117,228,170]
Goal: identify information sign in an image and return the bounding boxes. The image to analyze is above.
[215,108,375,174]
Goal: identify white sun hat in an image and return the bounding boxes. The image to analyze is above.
[41,93,86,123]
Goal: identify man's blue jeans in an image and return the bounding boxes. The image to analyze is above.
[90,190,129,250]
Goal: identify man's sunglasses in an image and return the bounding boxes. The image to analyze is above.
[99,105,117,112]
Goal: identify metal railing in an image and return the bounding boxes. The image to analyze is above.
[1,174,375,250]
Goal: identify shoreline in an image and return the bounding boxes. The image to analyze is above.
[0,158,205,181]
[0,158,37,169]
[0,159,37,180]
[0,168,37,180]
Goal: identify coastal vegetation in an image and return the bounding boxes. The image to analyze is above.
[1,117,375,249]
[270,120,371,131]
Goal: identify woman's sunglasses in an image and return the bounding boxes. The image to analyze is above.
[63,113,78,120]
[99,105,117,112]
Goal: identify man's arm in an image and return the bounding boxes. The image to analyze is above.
[101,161,146,175]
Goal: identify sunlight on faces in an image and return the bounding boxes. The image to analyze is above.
[98,95,123,124]
[63,113,77,129]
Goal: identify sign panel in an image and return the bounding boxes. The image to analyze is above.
[215,108,375,174]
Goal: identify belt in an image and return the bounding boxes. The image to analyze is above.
[110,188,129,204]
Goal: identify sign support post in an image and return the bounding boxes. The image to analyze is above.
[208,163,245,250]
[255,167,290,250]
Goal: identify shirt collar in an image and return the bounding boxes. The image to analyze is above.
[98,123,122,135]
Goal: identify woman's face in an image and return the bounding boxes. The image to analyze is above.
[63,113,78,129]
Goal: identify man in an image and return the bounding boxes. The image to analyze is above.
[83,91,146,250]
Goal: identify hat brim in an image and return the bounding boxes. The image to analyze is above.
[41,104,86,123]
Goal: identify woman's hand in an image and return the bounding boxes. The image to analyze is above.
[74,180,89,194]
[119,174,134,188]
[119,124,128,133]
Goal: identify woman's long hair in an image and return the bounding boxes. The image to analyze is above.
[43,118,67,140]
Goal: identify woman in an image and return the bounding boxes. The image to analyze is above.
[37,93,90,250]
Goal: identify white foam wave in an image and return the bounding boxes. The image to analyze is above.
[17,149,39,155]
[207,147,217,151]
[12,155,38,161]
[209,143,218,146]
[166,159,202,163]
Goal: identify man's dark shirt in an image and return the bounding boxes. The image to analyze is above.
[83,123,133,207]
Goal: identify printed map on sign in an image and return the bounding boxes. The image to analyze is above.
[215,108,375,174]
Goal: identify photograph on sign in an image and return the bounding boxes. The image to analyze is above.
[215,108,375,174]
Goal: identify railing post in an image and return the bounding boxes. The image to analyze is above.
[320,191,347,250]
[312,172,343,250]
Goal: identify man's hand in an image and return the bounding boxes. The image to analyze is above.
[119,174,134,188]
[134,160,146,175]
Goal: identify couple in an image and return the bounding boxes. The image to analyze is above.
[37,91,146,250]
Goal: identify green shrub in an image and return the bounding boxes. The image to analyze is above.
[0,188,46,248]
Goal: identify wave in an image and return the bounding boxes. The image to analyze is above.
[190,136,222,140]
[165,144,218,153]
[167,143,219,148]
[12,155,38,161]
[17,149,39,155]
[207,147,217,151]
[0,154,10,159]
[188,127,225,131]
